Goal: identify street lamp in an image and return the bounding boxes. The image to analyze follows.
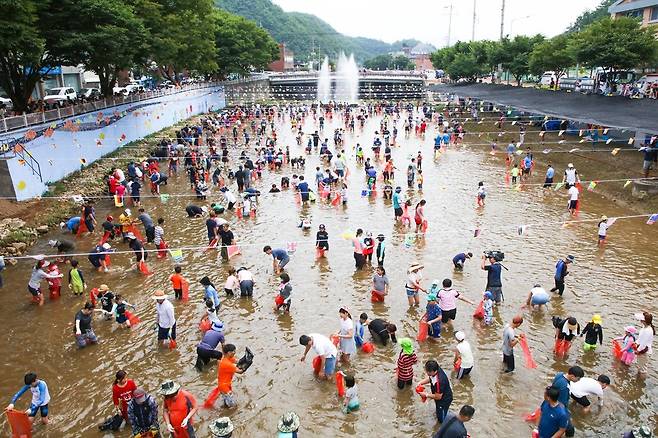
[445,3,454,46]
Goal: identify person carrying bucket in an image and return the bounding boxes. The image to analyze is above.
[6,372,50,425]
[299,333,337,380]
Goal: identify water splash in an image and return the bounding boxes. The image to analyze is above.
[317,56,331,103]
[335,52,359,103]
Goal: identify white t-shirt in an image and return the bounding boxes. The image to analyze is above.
[457,341,474,368]
[637,326,654,354]
[568,186,579,201]
[531,287,549,300]
[565,168,577,184]
[224,191,236,204]
[310,333,337,358]
[340,318,353,334]
[598,221,609,237]
[224,274,239,290]
[215,217,228,227]
[156,299,176,329]
[406,271,422,289]
[237,270,253,282]
[569,377,603,398]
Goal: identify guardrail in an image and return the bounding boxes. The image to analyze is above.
[1,82,222,134]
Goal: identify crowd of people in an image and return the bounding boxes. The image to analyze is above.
[3,100,655,438]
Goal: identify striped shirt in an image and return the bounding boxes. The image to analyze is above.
[396,352,418,381]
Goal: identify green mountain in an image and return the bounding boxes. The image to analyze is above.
[215,0,420,63]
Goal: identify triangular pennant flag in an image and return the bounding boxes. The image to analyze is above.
[569,148,579,153]
[607,217,617,226]
[554,182,564,191]
[624,180,632,188]
[647,214,658,225]
[558,140,566,144]
[587,181,598,191]
[579,139,586,143]
[606,138,613,145]
[558,130,565,137]
[628,137,634,145]
[170,249,183,263]
[611,148,620,156]
[579,130,583,137]
[603,128,609,135]
[542,149,551,154]
[511,121,517,125]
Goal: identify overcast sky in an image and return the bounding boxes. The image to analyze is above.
[273,0,604,47]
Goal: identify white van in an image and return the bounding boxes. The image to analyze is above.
[539,71,557,86]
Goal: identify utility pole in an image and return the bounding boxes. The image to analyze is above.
[471,0,477,41]
[447,3,454,46]
[499,0,506,41]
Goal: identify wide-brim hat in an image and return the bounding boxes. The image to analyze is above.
[152,290,167,300]
[408,263,424,272]
[99,284,109,292]
[158,380,180,396]
[209,417,234,437]
[277,411,300,433]
[399,337,414,355]
[566,255,575,263]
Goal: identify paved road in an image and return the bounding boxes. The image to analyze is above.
[431,83,658,133]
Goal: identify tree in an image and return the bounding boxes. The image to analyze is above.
[500,35,545,86]
[213,10,279,79]
[529,34,575,87]
[571,17,658,72]
[566,0,616,33]
[46,0,148,97]
[0,0,62,112]
[364,54,414,70]
[430,41,490,81]
[136,0,218,83]
[445,53,481,81]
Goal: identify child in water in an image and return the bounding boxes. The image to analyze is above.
[511,164,520,184]
[618,326,638,365]
[224,267,239,297]
[168,266,186,300]
[417,170,423,191]
[342,374,360,413]
[275,272,292,313]
[483,291,494,325]
[376,234,386,267]
[580,314,604,352]
[477,181,486,206]
[112,294,136,328]
[395,338,418,389]
[67,259,86,296]
[354,313,368,348]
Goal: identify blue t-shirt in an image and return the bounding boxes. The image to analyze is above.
[507,143,516,154]
[272,248,288,261]
[453,253,466,264]
[442,134,450,144]
[484,263,502,287]
[546,167,555,179]
[524,156,532,168]
[297,181,309,195]
[66,217,81,231]
[426,303,442,337]
[206,219,217,239]
[551,373,570,407]
[392,193,401,209]
[538,400,569,438]
[434,135,441,146]
[204,285,220,308]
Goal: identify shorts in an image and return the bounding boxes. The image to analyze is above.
[28,404,48,418]
[221,392,236,408]
[415,217,422,225]
[530,295,549,305]
[488,286,503,303]
[522,168,530,175]
[157,323,177,341]
[456,367,472,379]
[405,287,418,298]
[116,314,128,324]
[28,285,41,297]
[278,255,290,268]
[394,207,403,217]
[441,308,457,323]
[568,200,578,209]
[336,169,344,177]
[323,356,337,375]
[598,234,606,241]
[570,393,591,407]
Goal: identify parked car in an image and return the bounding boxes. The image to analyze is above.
[539,71,557,86]
[43,87,77,106]
[78,87,101,99]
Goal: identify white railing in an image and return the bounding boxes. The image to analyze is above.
[1,82,222,133]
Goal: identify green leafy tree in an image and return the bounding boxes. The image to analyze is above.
[445,53,481,81]
[571,17,658,72]
[566,0,616,33]
[213,10,279,78]
[46,0,148,97]
[529,34,575,87]
[500,35,545,85]
[0,0,62,112]
[364,54,414,70]
[137,0,218,83]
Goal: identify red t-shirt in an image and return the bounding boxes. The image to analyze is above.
[112,379,137,414]
[165,390,197,429]
[217,357,238,393]
[169,273,184,290]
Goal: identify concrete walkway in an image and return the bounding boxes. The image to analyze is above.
[431,83,658,133]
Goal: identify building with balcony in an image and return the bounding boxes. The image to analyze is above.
[609,0,658,28]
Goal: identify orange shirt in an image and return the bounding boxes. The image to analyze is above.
[217,356,238,393]
[164,390,196,428]
[169,273,184,289]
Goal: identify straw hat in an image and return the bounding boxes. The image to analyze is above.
[408,262,424,272]
[152,290,167,300]
[157,380,180,396]
[277,411,300,433]
[209,417,234,437]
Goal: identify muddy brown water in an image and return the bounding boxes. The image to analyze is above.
[0,110,656,437]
